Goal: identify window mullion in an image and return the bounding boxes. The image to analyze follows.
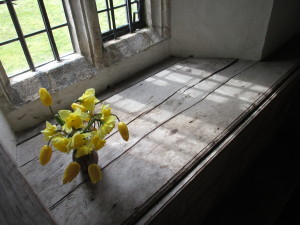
[105,0,112,31]
[61,0,75,53]
[125,0,133,33]
[37,0,60,61]
[5,0,35,72]
[108,0,117,39]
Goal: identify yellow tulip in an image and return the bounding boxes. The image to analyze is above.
[118,122,129,141]
[88,164,102,184]
[39,145,52,165]
[63,162,81,184]
[39,88,52,106]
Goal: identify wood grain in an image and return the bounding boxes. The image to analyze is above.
[17,58,299,225]
[17,58,234,166]
[0,143,57,225]
[19,58,237,208]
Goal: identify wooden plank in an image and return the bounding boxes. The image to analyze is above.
[15,57,183,145]
[17,58,234,166]
[19,58,240,209]
[139,69,300,225]
[48,59,299,225]
[0,143,57,225]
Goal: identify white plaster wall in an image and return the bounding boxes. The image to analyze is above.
[261,0,300,58]
[170,0,274,60]
[0,108,17,160]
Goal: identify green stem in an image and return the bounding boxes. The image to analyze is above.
[54,114,64,126]
[49,106,54,117]
[111,113,120,122]
[47,134,61,146]
[82,118,96,133]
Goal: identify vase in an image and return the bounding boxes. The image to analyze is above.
[72,150,98,173]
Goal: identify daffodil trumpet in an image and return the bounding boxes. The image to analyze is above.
[38,88,129,184]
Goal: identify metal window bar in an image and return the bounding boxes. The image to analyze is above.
[0,23,67,46]
[0,0,73,76]
[5,0,35,71]
[125,0,133,33]
[97,0,145,42]
[108,0,118,39]
[37,0,60,61]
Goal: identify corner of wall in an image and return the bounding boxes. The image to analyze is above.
[0,108,17,160]
[261,0,300,59]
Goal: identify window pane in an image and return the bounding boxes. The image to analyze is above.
[114,6,127,28]
[0,41,28,76]
[0,4,18,42]
[14,0,44,35]
[96,0,107,11]
[26,33,53,66]
[44,0,67,27]
[98,12,110,32]
[53,26,73,56]
[131,3,139,22]
[114,0,125,7]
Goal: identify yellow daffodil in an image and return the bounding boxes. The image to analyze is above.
[74,145,92,158]
[101,104,112,119]
[59,109,89,133]
[71,103,86,112]
[67,131,91,150]
[101,115,116,135]
[88,164,102,184]
[90,131,106,150]
[39,88,52,106]
[39,145,52,165]
[63,162,81,184]
[118,122,129,141]
[52,136,70,153]
[78,88,100,112]
[41,121,57,140]
[37,88,131,185]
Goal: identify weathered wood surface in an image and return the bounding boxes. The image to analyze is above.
[18,58,299,225]
[0,143,57,225]
[15,57,183,145]
[17,57,234,166]
[19,58,240,208]
[137,69,300,225]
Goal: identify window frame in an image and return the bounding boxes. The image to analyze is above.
[96,0,146,42]
[0,0,74,77]
[0,0,170,132]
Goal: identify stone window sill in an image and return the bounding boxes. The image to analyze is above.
[2,28,169,132]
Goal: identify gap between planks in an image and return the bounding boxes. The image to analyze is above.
[18,57,300,225]
[19,57,238,210]
[49,59,299,225]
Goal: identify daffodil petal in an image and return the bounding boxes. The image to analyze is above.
[58,110,72,121]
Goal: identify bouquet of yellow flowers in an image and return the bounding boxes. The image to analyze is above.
[38,88,129,184]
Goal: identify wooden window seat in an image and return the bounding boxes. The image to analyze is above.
[16,48,300,225]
